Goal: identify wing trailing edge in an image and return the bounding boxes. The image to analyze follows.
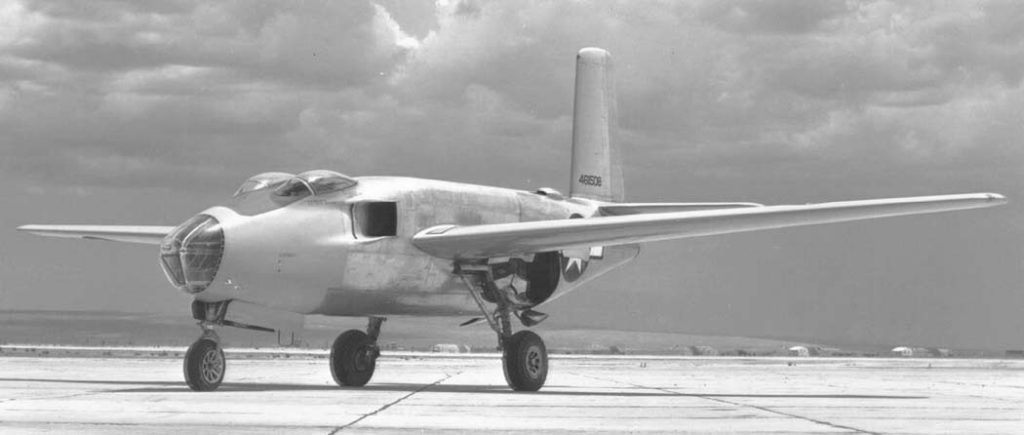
[17,225,175,245]
[413,193,1006,259]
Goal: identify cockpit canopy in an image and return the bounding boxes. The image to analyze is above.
[234,172,293,197]
[234,170,358,199]
[298,170,358,195]
[273,170,358,199]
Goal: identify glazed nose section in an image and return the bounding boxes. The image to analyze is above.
[160,215,225,294]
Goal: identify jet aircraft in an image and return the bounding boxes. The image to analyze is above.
[18,48,1007,392]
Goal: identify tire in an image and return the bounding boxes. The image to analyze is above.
[502,330,548,391]
[184,338,225,391]
[330,330,378,387]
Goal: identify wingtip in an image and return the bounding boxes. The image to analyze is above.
[984,192,1008,204]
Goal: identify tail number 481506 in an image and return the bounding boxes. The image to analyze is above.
[578,174,602,187]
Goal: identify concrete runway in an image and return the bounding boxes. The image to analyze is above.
[1,352,1022,434]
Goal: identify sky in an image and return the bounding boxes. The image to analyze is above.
[1,0,1022,350]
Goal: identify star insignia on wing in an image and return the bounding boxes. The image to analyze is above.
[564,256,585,275]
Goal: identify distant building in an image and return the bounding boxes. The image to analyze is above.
[813,346,845,357]
[912,347,931,356]
[891,346,913,357]
[926,348,951,358]
[690,345,718,356]
[431,344,470,353]
[788,346,810,357]
[584,344,626,355]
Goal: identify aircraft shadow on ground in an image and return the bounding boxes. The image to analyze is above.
[0,378,927,399]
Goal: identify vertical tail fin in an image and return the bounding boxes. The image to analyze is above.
[570,47,624,203]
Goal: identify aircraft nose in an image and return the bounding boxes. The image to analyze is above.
[159,215,225,294]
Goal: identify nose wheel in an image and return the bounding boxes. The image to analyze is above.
[184,336,225,391]
[330,317,385,387]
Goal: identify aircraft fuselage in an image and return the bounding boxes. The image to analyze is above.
[188,176,640,317]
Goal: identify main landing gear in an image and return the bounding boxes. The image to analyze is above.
[457,263,549,392]
[330,317,385,387]
[503,330,548,391]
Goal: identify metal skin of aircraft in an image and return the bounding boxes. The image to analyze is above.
[18,48,1007,392]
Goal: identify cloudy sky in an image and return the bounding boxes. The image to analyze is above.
[2,0,1022,349]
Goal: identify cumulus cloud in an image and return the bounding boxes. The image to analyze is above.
[699,0,849,35]
[1,0,1021,196]
[0,0,422,191]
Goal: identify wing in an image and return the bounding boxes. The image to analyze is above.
[598,202,763,216]
[413,193,1006,259]
[17,225,175,245]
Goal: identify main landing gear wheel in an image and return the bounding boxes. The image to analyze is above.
[503,330,548,391]
[184,338,225,391]
[331,330,378,387]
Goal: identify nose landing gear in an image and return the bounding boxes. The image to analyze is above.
[330,317,385,387]
[183,301,231,391]
[184,329,225,391]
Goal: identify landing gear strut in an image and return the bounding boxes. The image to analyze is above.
[457,263,549,391]
[331,317,385,387]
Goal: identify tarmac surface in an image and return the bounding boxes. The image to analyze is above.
[1,351,1022,434]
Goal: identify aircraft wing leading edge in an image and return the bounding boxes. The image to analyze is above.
[413,193,1006,259]
[16,225,175,245]
[597,202,764,216]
